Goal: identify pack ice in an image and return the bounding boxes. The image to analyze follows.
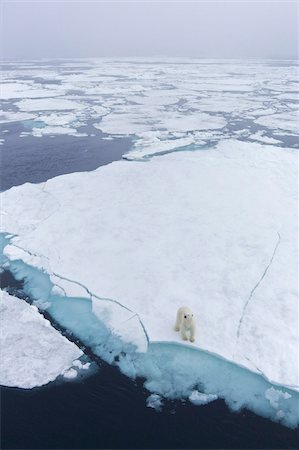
[0,290,83,388]
[1,139,298,425]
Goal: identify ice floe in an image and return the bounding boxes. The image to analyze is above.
[255,111,299,135]
[0,290,82,388]
[1,82,64,100]
[1,140,298,393]
[17,98,85,112]
[0,110,36,124]
[248,130,282,145]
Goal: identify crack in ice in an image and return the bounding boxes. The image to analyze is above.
[7,240,149,346]
[242,354,299,392]
[236,232,281,340]
[50,272,150,345]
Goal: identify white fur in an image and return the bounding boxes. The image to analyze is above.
[175,306,196,343]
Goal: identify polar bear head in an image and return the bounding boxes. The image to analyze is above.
[183,312,194,324]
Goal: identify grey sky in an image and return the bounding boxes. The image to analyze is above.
[2,1,298,59]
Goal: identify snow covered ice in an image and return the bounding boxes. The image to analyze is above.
[1,58,298,428]
[0,290,83,388]
[2,139,298,390]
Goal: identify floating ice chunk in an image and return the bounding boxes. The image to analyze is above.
[94,114,154,136]
[72,359,91,370]
[123,135,196,160]
[0,111,36,124]
[152,112,226,133]
[63,368,78,379]
[146,393,163,411]
[255,111,299,134]
[95,110,225,137]
[31,126,79,137]
[188,96,256,114]
[38,112,78,127]
[265,387,292,410]
[17,98,85,112]
[82,362,91,370]
[249,131,282,145]
[130,91,180,107]
[189,390,218,405]
[0,291,82,388]
[72,359,83,369]
[1,83,64,100]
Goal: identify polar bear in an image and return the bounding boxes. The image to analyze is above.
[175,306,196,343]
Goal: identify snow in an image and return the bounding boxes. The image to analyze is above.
[17,98,85,112]
[31,126,81,137]
[95,111,226,137]
[0,111,36,124]
[0,290,83,388]
[94,113,154,136]
[1,140,298,394]
[1,82,64,100]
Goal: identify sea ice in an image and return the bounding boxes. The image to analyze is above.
[146,393,163,411]
[31,126,79,137]
[63,368,78,379]
[255,111,298,134]
[1,82,64,100]
[17,98,85,112]
[265,387,292,410]
[123,135,196,160]
[1,140,298,392]
[189,390,218,405]
[249,131,282,145]
[0,111,36,124]
[0,290,82,388]
[2,59,297,153]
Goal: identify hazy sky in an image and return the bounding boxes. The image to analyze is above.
[1,1,298,60]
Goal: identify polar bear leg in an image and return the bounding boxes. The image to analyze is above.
[175,309,183,331]
[190,324,196,343]
[181,328,188,340]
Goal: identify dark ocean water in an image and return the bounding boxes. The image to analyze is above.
[2,367,299,450]
[0,121,131,191]
[1,127,299,450]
